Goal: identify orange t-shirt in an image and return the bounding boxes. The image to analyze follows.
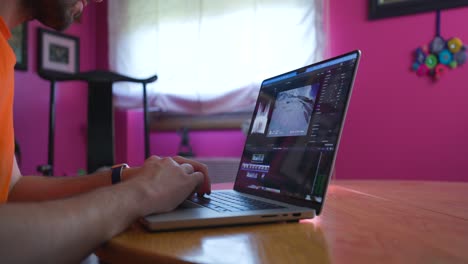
[0,17,16,203]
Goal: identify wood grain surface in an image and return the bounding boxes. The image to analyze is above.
[96,181,468,264]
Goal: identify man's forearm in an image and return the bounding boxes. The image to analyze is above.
[1,156,207,263]
[0,182,144,264]
[8,156,210,202]
[8,170,113,202]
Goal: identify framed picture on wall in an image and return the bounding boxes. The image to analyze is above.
[8,22,28,71]
[369,0,468,20]
[38,28,80,75]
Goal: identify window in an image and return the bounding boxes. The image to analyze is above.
[109,0,324,115]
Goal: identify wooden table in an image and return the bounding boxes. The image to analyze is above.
[96,180,468,264]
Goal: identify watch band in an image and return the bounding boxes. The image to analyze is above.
[111,163,129,184]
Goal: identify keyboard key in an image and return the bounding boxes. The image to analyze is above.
[189,191,285,212]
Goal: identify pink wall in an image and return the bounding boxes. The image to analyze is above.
[13,4,104,176]
[16,1,468,182]
[329,1,468,181]
[117,2,468,182]
[12,0,237,175]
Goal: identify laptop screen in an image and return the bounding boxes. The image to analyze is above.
[234,51,360,214]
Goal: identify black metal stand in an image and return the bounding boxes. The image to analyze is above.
[143,83,150,159]
[38,70,157,175]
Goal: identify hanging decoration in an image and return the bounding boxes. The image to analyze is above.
[412,10,467,80]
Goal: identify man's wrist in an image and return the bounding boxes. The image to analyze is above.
[111,163,129,184]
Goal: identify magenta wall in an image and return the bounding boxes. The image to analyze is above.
[16,1,468,182]
[117,2,468,182]
[13,4,104,176]
[328,1,468,181]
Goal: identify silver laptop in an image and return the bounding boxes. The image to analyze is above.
[142,50,361,231]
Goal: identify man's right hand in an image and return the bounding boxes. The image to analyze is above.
[124,156,207,216]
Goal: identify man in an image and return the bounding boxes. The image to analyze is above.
[0,0,211,263]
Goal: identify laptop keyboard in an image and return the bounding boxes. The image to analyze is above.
[189,191,285,213]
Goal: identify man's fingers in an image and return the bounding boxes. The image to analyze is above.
[173,156,211,195]
[201,173,211,195]
[180,163,194,174]
[191,171,205,187]
[147,156,210,196]
[146,155,161,164]
[173,156,209,176]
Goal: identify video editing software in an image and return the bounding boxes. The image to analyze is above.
[235,53,358,204]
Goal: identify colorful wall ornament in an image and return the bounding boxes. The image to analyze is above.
[412,11,467,80]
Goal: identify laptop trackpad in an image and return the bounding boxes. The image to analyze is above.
[177,200,204,210]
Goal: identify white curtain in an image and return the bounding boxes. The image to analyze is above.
[109,0,324,114]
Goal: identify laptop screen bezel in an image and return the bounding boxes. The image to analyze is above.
[233,50,361,215]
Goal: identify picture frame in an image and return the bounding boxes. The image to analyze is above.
[8,22,28,71]
[38,28,80,75]
[369,0,468,20]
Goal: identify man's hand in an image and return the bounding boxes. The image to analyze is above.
[1,155,209,263]
[123,156,211,197]
[172,156,211,196]
[124,156,209,216]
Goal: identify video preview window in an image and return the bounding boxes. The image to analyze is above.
[267,84,319,137]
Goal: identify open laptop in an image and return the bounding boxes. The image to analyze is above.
[142,50,361,231]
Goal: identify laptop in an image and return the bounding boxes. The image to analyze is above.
[142,50,361,231]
